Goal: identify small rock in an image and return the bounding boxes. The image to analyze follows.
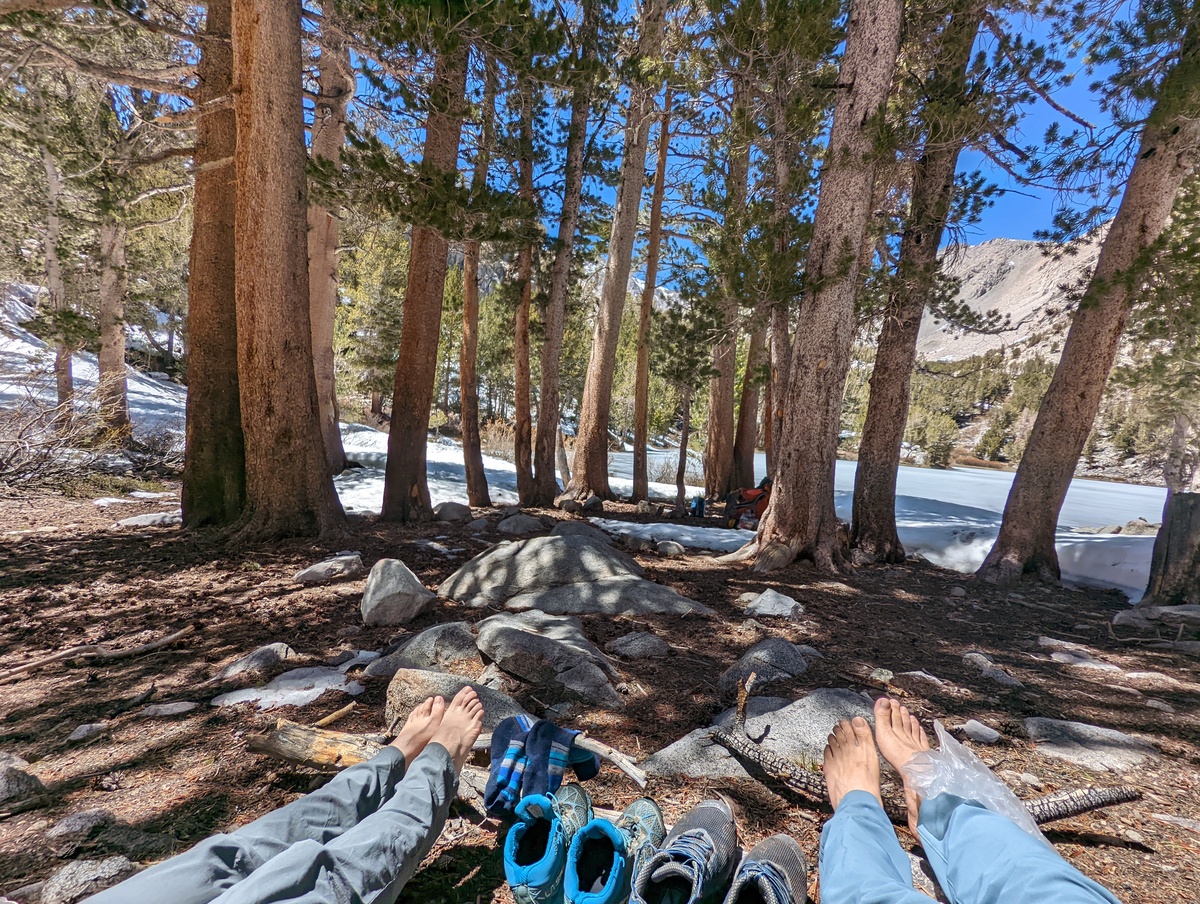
[1025,717,1157,772]
[217,642,297,679]
[498,513,547,536]
[1124,829,1146,844]
[581,495,604,513]
[851,549,877,567]
[656,540,686,557]
[743,589,805,620]
[293,554,365,584]
[949,586,967,598]
[1019,772,1044,790]
[433,501,473,524]
[361,559,436,626]
[620,532,655,552]
[42,856,137,904]
[1144,698,1174,713]
[605,632,670,660]
[68,723,109,743]
[140,702,198,718]
[961,720,1001,744]
[719,638,809,699]
[336,625,363,638]
[794,644,823,661]
[636,500,653,514]
[962,651,1023,688]
[559,499,583,514]
[868,668,894,685]
[897,669,945,686]
[47,809,115,839]
[465,517,492,532]
[0,766,45,805]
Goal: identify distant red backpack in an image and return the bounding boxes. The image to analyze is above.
[723,478,773,527]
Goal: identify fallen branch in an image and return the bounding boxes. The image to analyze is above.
[312,702,357,729]
[247,719,383,771]
[0,625,197,682]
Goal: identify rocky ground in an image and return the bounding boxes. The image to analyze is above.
[0,489,1197,904]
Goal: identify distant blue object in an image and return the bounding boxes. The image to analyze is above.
[690,496,705,518]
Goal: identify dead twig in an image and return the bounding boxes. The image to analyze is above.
[0,625,197,682]
[312,702,357,729]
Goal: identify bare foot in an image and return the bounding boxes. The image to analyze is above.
[822,716,882,810]
[390,695,446,764]
[429,686,484,773]
[873,697,931,835]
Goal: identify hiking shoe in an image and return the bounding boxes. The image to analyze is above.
[505,784,594,904]
[631,799,740,904]
[565,798,667,904]
[723,835,807,904]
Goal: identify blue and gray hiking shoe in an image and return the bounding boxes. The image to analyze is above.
[505,783,594,904]
[631,799,741,904]
[722,835,807,904]
[565,797,666,904]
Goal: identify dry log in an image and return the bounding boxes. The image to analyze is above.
[0,625,196,682]
[247,719,383,771]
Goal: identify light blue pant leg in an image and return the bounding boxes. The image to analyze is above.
[917,793,1122,904]
[208,742,457,904]
[86,746,410,904]
[818,790,933,904]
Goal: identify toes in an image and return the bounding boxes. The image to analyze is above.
[431,695,446,717]
[850,716,873,745]
[874,697,891,719]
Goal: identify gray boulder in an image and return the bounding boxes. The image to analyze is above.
[384,668,528,733]
[656,540,686,557]
[559,499,584,514]
[476,611,620,707]
[437,535,642,606]
[1025,717,1157,772]
[0,765,45,805]
[620,533,656,552]
[743,589,805,620]
[606,632,670,660]
[0,752,29,770]
[42,857,137,904]
[363,622,482,679]
[581,495,604,513]
[433,501,473,524]
[504,575,713,617]
[549,521,611,544]
[361,559,436,626]
[67,723,109,743]
[961,720,1001,744]
[293,554,364,584]
[962,651,1023,688]
[217,642,297,680]
[498,513,548,536]
[644,689,873,779]
[718,638,810,698]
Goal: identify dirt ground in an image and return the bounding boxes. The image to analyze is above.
[0,488,1197,903]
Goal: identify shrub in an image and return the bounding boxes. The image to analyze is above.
[922,414,960,469]
[480,419,515,462]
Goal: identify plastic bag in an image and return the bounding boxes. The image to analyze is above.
[902,720,1047,842]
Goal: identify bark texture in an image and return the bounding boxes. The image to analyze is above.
[977,32,1200,585]
[231,0,345,539]
[851,3,982,563]
[382,39,469,522]
[733,326,765,488]
[632,90,671,502]
[675,391,692,513]
[307,27,352,474]
[39,143,72,416]
[571,0,666,499]
[514,88,536,504]
[182,0,245,528]
[751,0,904,572]
[96,217,130,432]
[1144,492,1200,605]
[533,0,599,504]
[461,58,497,508]
[704,78,751,501]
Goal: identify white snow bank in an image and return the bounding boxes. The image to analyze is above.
[589,517,747,553]
[210,651,378,711]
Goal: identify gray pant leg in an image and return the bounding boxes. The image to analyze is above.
[208,743,456,904]
[86,747,409,904]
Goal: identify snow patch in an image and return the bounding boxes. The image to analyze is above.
[210,651,378,711]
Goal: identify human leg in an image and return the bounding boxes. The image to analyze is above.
[817,717,932,904]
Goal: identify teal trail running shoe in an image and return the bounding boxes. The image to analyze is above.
[505,784,594,904]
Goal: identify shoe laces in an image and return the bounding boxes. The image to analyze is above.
[658,829,716,876]
[739,859,791,904]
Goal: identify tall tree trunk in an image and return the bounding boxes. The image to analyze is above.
[382,39,469,522]
[851,2,983,563]
[557,427,572,487]
[705,77,750,501]
[675,390,692,513]
[39,142,72,418]
[766,303,789,480]
[533,0,598,505]
[461,57,497,507]
[307,25,352,474]
[182,0,245,528]
[96,217,130,432]
[764,90,792,484]
[977,33,1200,585]
[632,87,672,502]
[231,0,345,539]
[571,0,666,499]
[513,87,536,504]
[733,325,765,487]
[747,0,904,573]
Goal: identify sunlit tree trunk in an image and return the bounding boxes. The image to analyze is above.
[978,31,1200,584]
[733,325,765,488]
[632,88,672,502]
[307,25,352,474]
[182,0,245,527]
[39,142,72,418]
[852,2,983,563]
[746,0,904,573]
[382,38,469,522]
[514,85,536,504]
[96,217,130,432]
[231,0,345,539]
[571,0,666,499]
[675,390,692,513]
